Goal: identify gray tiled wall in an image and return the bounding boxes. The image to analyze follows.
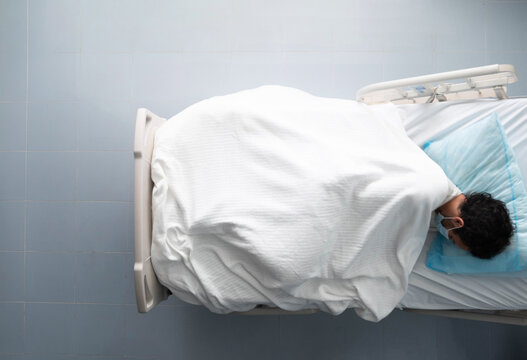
[1,0,527,359]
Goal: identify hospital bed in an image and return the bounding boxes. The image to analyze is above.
[134,64,527,325]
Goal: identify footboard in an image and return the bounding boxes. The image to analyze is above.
[133,108,169,313]
[133,107,317,315]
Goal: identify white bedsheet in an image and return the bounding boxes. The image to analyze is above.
[398,97,527,310]
[151,85,453,321]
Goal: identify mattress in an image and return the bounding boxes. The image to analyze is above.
[397,97,527,310]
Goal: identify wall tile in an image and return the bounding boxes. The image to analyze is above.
[0,0,26,102]
[0,52,27,102]
[132,0,185,53]
[357,0,435,52]
[436,317,491,360]
[172,307,281,360]
[432,0,485,52]
[81,0,135,53]
[0,303,24,354]
[26,252,75,302]
[280,311,382,360]
[74,304,125,356]
[382,310,438,360]
[25,303,75,354]
[173,306,242,359]
[29,53,80,101]
[282,12,334,52]
[0,102,26,151]
[27,151,76,201]
[229,52,288,93]
[231,0,283,52]
[28,102,77,151]
[487,2,527,53]
[133,53,231,106]
[24,356,72,360]
[123,254,136,304]
[76,253,131,304]
[29,0,81,53]
[0,252,24,301]
[27,201,76,251]
[79,54,132,102]
[179,0,233,52]
[436,52,487,73]
[0,0,26,53]
[123,304,177,357]
[77,202,132,252]
[77,151,132,201]
[77,101,134,151]
[0,202,25,251]
[489,322,527,359]
[383,51,435,82]
[233,314,282,360]
[280,53,335,97]
[332,0,384,52]
[0,152,25,200]
[0,355,24,360]
[333,52,384,100]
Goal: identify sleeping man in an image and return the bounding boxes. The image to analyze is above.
[151,85,516,322]
[436,189,514,259]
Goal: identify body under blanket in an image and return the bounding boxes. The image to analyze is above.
[151,85,451,321]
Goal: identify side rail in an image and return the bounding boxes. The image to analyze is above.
[134,108,169,313]
[403,308,527,326]
[357,64,518,105]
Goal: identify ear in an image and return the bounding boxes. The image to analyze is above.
[454,216,464,228]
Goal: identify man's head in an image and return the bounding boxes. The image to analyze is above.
[439,192,514,259]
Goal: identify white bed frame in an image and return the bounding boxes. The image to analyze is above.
[134,64,527,325]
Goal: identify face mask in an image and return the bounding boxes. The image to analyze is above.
[435,213,463,239]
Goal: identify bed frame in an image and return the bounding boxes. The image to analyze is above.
[134,64,527,325]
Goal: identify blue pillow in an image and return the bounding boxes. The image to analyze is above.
[423,112,527,275]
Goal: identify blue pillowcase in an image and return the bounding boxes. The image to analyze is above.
[424,112,527,274]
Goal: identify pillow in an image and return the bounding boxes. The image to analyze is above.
[423,112,527,274]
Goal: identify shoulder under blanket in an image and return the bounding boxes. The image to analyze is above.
[151,85,450,321]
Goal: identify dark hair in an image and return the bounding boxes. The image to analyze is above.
[452,192,514,259]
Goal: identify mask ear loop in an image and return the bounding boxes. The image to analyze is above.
[442,217,463,231]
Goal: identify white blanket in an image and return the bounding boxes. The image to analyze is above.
[151,86,451,321]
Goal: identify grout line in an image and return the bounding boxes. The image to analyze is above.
[74,202,78,305]
[23,0,29,354]
[434,317,439,360]
[0,250,133,254]
[0,200,133,204]
[488,322,492,360]
[0,149,134,153]
[381,52,385,81]
[484,0,488,64]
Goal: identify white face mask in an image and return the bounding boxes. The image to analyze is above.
[435,213,463,239]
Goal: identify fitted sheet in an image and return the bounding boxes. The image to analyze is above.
[397,97,527,310]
